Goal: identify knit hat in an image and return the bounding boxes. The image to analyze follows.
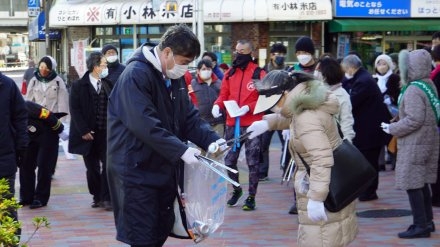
[295,36,315,55]
[102,44,118,55]
[374,54,394,70]
[39,56,57,71]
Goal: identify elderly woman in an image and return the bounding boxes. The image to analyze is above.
[247,70,358,246]
[381,49,439,238]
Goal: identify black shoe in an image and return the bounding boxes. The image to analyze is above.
[18,200,32,206]
[259,176,268,182]
[102,201,113,211]
[398,225,431,238]
[29,200,46,209]
[227,189,243,207]
[359,193,379,202]
[91,201,100,208]
[288,204,298,215]
[428,221,436,232]
[242,196,256,211]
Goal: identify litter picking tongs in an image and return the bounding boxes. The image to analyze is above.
[207,131,253,155]
[195,155,240,187]
[281,158,295,185]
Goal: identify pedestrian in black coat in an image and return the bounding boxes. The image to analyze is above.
[101,44,126,85]
[19,101,66,209]
[342,55,392,201]
[69,52,114,210]
[107,24,221,246]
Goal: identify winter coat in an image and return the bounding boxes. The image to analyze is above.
[107,62,126,85]
[389,49,439,190]
[107,44,219,243]
[214,63,266,126]
[328,83,355,142]
[0,72,28,177]
[190,75,225,126]
[68,72,114,155]
[350,68,391,150]
[265,80,358,247]
[26,75,69,122]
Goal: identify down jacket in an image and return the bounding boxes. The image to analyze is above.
[265,80,357,247]
[389,49,439,190]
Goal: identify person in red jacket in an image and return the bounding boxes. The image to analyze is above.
[212,39,266,211]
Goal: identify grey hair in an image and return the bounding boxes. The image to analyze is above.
[341,54,362,69]
[237,39,254,51]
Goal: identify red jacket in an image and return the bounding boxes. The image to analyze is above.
[214,62,265,127]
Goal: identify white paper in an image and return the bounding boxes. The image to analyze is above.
[223,100,247,118]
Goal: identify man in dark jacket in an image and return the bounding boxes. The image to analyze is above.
[107,24,221,246]
[69,52,114,210]
[0,71,28,237]
[342,54,392,201]
[101,44,126,85]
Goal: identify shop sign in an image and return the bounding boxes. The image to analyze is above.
[28,11,61,41]
[334,0,411,18]
[28,0,40,17]
[120,0,194,24]
[268,0,332,20]
[411,0,440,17]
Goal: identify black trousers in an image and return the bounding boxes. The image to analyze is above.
[358,147,381,198]
[407,184,433,227]
[82,130,110,203]
[20,130,59,205]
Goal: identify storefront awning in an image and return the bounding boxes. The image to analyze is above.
[329,19,440,32]
[49,0,332,27]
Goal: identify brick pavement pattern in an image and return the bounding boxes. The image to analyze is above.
[17,146,440,247]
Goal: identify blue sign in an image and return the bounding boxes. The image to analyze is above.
[28,0,39,8]
[334,0,411,18]
[28,12,61,41]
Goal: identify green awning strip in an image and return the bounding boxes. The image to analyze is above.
[329,19,440,33]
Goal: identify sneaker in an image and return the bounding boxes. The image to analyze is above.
[227,189,243,207]
[242,196,256,211]
[259,176,268,182]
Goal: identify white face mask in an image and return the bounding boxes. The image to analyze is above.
[200,70,212,80]
[99,68,109,78]
[297,54,312,66]
[313,70,323,80]
[106,55,118,63]
[166,52,188,79]
[345,72,353,80]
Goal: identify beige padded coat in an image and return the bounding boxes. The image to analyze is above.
[265,80,358,247]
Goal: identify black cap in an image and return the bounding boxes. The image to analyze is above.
[295,36,315,55]
[102,44,118,55]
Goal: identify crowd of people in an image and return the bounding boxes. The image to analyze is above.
[1,25,440,246]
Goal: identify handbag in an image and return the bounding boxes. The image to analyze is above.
[387,136,397,154]
[297,139,376,212]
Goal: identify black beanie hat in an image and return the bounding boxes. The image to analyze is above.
[102,44,118,55]
[295,36,315,55]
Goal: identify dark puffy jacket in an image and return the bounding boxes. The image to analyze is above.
[107,62,126,85]
[0,72,28,176]
[25,101,65,139]
[191,76,225,125]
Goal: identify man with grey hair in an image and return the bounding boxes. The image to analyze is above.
[341,54,392,202]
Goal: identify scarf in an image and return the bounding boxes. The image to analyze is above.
[375,69,392,93]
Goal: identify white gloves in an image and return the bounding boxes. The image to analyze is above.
[307,199,328,222]
[383,96,392,105]
[282,129,290,141]
[246,120,269,139]
[236,105,250,117]
[381,122,390,134]
[59,129,69,141]
[180,147,201,166]
[207,138,228,153]
[211,105,222,118]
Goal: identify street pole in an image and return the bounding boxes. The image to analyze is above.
[44,0,52,56]
[197,0,204,55]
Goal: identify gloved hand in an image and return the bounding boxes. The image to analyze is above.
[207,138,228,154]
[246,120,269,139]
[16,149,27,168]
[180,147,202,166]
[211,105,222,118]
[307,199,328,222]
[236,105,250,117]
[59,129,69,141]
[282,129,290,141]
[381,122,390,134]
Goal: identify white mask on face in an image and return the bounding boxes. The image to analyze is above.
[106,55,118,63]
[200,70,212,80]
[166,52,188,79]
[345,72,353,80]
[99,68,109,78]
[297,54,312,66]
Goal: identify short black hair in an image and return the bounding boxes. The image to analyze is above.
[158,24,200,59]
[433,44,440,62]
[270,43,287,54]
[202,52,217,62]
[320,57,344,86]
[432,31,440,40]
[87,52,104,72]
[197,59,213,70]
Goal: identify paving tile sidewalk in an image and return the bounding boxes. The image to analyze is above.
[15,145,440,246]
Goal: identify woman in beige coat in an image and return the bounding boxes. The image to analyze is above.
[382,49,439,238]
[248,70,358,247]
